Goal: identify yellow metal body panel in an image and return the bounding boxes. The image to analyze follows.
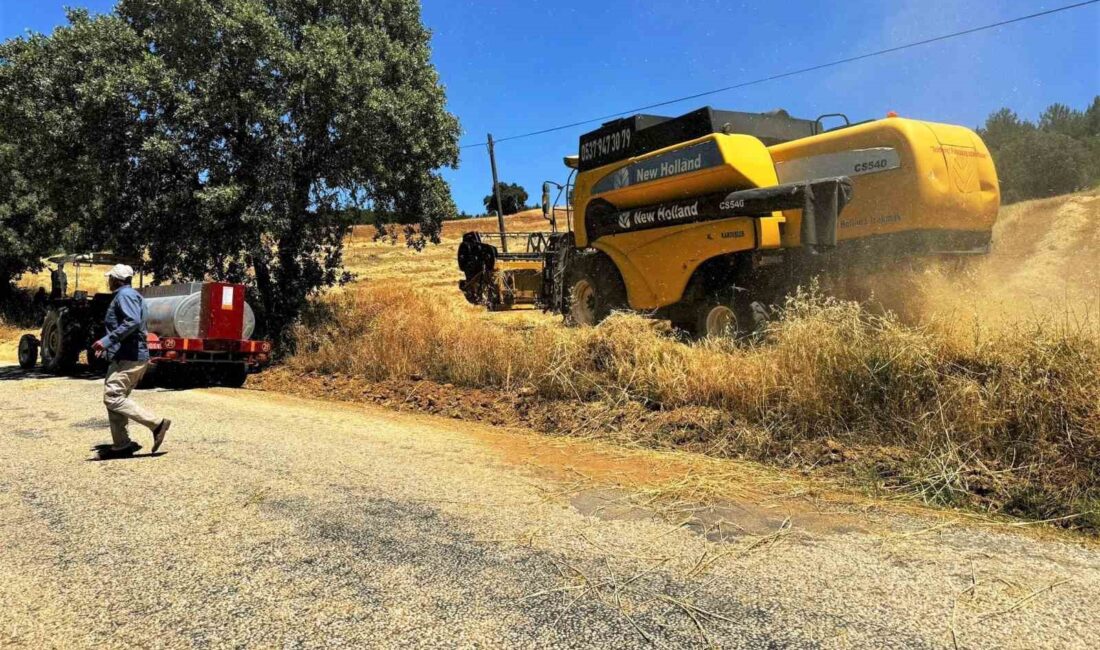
[594,218,762,311]
[768,117,999,247]
[572,133,781,310]
[573,133,779,247]
[496,259,544,273]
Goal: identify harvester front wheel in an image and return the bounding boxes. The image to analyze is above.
[565,255,626,327]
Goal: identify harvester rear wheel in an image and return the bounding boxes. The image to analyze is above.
[568,277,598,326]
[693,294,768,339]
[699,301,738,338]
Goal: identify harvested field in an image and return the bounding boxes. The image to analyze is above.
[265,189,1100,530]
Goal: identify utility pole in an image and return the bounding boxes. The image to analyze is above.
[487,133,508,253]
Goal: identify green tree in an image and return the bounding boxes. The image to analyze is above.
[483,182,529,216]
[0,10,158,293]
[1079,97,1100,185]
[0,145,56,298]
[1039,103,1085,138]
[0,1,460,344]
[977,108,1033,152]
[996,131,1089,202]
[979,98,1100,203]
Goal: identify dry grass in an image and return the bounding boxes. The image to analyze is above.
[281,191,1100,528]
[0,318,17,342]
[286,274,1098,525]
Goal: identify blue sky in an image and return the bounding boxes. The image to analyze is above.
[3,1,1098,215]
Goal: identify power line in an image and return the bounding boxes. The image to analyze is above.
[460,0,1098,149]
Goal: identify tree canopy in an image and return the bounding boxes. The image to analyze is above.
[0,0,460,342]
[482,182,529,216]
[978,97,1099,203]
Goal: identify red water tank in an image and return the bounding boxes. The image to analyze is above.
[200,282,246,339]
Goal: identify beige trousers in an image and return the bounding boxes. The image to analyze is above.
[103,360,159,448]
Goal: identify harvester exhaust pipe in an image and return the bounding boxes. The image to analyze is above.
[542,181,562,233]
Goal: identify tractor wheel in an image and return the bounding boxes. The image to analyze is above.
[18,335,39,370]
[564,254,626,327]
[40,308,81,374]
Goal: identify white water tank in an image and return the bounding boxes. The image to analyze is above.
[142,283,256,339]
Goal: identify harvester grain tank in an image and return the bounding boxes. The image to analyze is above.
[769,113,999,255]
[457,106,999,337]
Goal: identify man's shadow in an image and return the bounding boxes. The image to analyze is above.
[87,444,167,461]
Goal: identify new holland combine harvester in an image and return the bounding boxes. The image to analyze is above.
[458,106,999,336]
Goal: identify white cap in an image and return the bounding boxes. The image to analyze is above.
[105,264,135,281]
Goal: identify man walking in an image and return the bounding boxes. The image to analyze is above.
[92,264,171,458]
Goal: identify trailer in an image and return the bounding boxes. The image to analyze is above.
[17,253,271,386]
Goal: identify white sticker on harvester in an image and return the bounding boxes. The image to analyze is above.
[222,286,234,309]
[775,147,900,183]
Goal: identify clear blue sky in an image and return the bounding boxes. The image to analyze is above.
[3,1,1098,215]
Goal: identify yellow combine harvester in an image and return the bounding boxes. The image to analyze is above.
[458,107,999,336]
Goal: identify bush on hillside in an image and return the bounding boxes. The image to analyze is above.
[980,97,1100,203]
[483,182,529,216]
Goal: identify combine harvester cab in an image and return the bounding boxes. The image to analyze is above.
[458,106,999,338]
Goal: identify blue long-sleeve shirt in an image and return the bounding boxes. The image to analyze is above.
[98,285,149,362]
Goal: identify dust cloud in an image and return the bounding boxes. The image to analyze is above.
[836,189,1100,334]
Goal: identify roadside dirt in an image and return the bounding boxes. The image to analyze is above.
[2,370,1098,648]
[251,368,1044,528]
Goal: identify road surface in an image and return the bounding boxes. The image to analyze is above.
[1,367,1097,648]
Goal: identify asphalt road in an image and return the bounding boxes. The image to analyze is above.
[1,368,1097,649]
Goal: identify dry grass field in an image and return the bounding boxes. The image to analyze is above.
[270,190,1100,529]
[4,194,1098,527]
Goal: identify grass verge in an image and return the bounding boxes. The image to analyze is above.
[271,279,1099,532]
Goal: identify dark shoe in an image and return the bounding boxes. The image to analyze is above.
[152,419,171,453]
[100,441,142,459]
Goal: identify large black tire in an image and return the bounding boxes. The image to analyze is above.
[564,253,627,327]
[39,308,81,374]
[217,363,249,388]
[18,335,39,370]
